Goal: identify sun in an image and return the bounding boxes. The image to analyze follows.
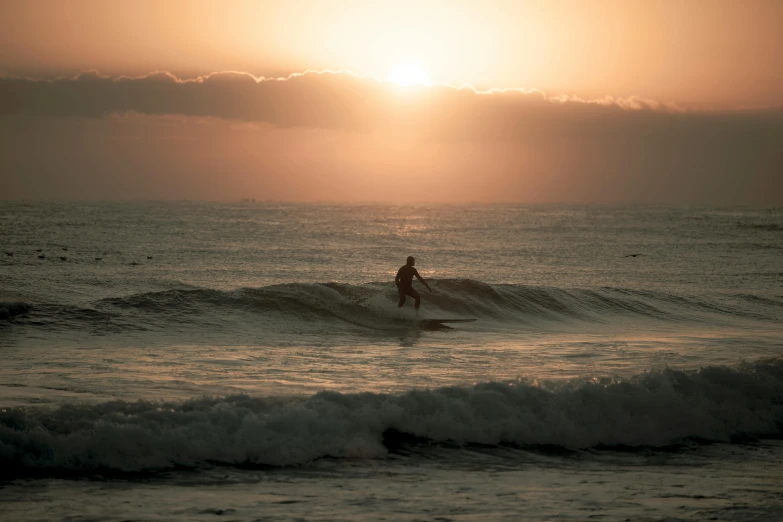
[387,63,431,87]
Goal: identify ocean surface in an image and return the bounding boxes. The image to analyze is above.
[1,202,782,521]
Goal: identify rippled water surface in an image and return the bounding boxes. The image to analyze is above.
[1,202,782,520]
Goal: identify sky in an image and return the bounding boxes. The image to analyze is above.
[0,0,781,203]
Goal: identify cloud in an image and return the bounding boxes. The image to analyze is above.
[0,70,380,129]
[3,69,776,137]
[1,70,781,203]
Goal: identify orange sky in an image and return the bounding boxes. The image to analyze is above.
[1,0,781,108]
[0,1,781,203]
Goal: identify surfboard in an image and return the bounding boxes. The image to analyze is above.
[421,318,477,324]
[418,318,477,329]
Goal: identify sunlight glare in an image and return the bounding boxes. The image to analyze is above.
[387,63,430,87]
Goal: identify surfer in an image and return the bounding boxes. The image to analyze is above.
[395,256,432,310]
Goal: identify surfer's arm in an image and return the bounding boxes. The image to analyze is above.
[414,270,432,292]
[394,267,403,287]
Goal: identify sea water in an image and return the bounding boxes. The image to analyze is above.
[1,202,782,521]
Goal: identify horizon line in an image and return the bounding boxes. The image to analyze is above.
[1,198,780,208]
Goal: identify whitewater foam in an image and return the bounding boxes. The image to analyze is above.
[2,358,781,476]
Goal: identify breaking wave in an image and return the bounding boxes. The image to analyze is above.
[1,358,781,476]
[14,279,781,334]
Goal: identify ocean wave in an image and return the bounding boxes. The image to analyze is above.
[15,279,780,334]
[737,222,783,232]
[2,359,782,476]
[95,279,778,326]
[0,301,32,321]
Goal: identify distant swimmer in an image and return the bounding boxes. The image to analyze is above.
[395,256,432,311]
[624,254,645,258]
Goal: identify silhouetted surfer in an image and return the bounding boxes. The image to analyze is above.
[395,256,432,311]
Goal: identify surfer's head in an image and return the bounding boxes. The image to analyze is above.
[406,256,415,266]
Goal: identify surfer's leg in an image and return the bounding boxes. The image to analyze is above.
[397,289,406,307]
[409,288,421,310]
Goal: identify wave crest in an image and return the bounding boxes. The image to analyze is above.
[92,279,779,328]
[2,359,781,476]
[15,280,781,334]
[0,301,32,321]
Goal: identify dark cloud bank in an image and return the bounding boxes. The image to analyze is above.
[1,71,781,202]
